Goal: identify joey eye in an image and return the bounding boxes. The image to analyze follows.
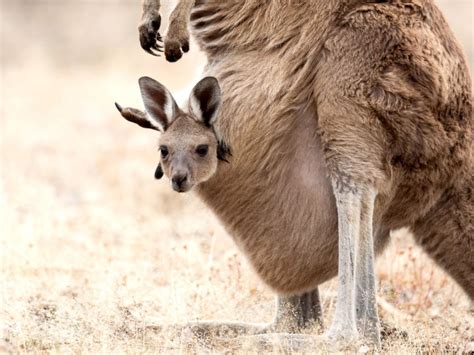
[196,145,209,157]
[160,145,169,158]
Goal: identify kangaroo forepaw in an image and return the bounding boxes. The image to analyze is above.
[139,12,164,56]
[164,36,189,62]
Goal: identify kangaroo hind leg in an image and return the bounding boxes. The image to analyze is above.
[177,288,323,341]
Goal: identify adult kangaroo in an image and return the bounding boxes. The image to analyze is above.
[129,0,473,347]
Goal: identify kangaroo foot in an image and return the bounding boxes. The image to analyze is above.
[182,321,268,339]
[234,333,322,352]
[144,321,267,341]
[230,333,363,352]
[146,289,323,348]
[181,288,323,339]
[182,325,325,351]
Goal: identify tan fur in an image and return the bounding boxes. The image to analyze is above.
[160,115,219,191]
[141,0,473,301]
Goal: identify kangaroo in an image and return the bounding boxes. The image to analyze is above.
[123,0,473,348]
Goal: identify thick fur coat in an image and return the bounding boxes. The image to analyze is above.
[183,0,474,298]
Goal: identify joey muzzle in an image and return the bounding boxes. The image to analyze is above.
[171,174,188,192]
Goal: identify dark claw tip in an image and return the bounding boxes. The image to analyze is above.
[115,102,123,112]
[152,43,163,52]
[145,48,159,56]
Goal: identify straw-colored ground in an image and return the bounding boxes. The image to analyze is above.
[1,1,473,353]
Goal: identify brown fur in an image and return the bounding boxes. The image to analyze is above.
[160,116,219,190]
[140,0,473,299]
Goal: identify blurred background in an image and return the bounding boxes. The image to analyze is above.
[1,0,473,352]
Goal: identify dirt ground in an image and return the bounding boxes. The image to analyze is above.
[1,0,473,353]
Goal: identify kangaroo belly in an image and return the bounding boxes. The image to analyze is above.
[237,115,339,294]
[196,76,339,293]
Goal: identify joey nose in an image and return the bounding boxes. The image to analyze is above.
[172,175,187,191]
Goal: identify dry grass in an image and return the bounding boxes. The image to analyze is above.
[1,1,473,353]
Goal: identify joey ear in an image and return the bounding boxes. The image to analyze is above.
[139,76,180,131]
[189,77,221,126]
[115,102,160,130]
